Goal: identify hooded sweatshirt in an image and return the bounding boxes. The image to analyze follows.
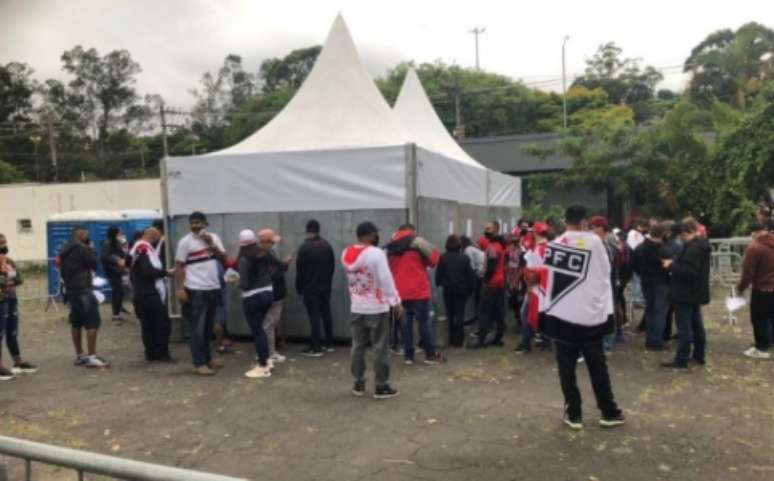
[342,244,400,314]
[669,237,711,305]
[386,229,439,301]
[739,232,774,293]
[59,239,99,294]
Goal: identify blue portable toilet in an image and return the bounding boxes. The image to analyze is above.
[47,209,162,298]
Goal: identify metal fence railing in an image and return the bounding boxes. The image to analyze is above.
[0,435,248,481]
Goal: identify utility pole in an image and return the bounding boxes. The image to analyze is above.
[29,134,41,181]
[46,114,59,181]
[159,105,169,158]
[451,74,465,140]
[469,27,486,69]
[562,35,570,130]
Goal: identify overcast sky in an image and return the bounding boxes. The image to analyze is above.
[1,0,772,108]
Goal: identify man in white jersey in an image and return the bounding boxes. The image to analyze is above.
[174,211,228,376]
[541,205,625,430]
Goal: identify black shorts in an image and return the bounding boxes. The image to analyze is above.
[68,291,102,330]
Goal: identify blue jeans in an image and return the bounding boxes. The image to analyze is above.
[242,291,273,367]
[631,275,645,305]
[3,297,21,359]
[184,289,220,367]
[674,304,706,366]
[401,299,435,361]
[644,284,670,348]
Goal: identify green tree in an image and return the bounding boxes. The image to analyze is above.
[60,46,142,163]
[573,42,664,124]
[0,159,25,183]
[259,46,321,93]
[0,62,35,123]
[685,22,774,109]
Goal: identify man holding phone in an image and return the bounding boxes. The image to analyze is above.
[175,212,227,376]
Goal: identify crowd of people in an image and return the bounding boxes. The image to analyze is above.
[2,203,773,430]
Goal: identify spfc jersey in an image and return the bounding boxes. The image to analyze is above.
[541,230,614,326]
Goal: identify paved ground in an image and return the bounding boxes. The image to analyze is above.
[1,292,773,481]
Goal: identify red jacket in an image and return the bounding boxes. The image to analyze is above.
[386,229,439,301]
[484,239,507,289]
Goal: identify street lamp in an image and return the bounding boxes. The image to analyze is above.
[29,134,42,181]
[562,35,570,130]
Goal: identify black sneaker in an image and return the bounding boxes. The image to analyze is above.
[661,361,688,369]
[599,412,626,428]
[352,380,366,397]
[692,357,706,366]
[466,339,487,350]
[563,411,583,430]
[486,340,505,347]
[514,345,532,354]
[374,384,400,400]
[301,347,324,358]
[0,367,16,381]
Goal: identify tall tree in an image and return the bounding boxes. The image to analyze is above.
[60,46,142,163]
[573,42,663,123]
[259,46,321,93]
[684,22,774,109]
[0,62,35,124]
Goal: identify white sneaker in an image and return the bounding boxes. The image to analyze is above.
[270,353,287,363]
[245,366,272,378]
[743,347,771,359]
[577,356,585,364]
[85,355,110,369]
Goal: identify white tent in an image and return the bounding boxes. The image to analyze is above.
[163,15,521,338]
[393,68,520,209]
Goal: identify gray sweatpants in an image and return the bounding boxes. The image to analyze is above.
[350,311,391,387]
[263,299,284,356]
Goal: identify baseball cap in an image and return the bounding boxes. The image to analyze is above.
[533,222,551,236]
[590,216,610,230]
[239,229,257,246]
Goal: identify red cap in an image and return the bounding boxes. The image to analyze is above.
[533,222,550,236]
[590,216,610,230]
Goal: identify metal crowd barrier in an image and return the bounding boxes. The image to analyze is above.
[0,435,248,481]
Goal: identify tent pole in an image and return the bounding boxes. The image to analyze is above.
[160,156,183,341]
[405,143,418,229]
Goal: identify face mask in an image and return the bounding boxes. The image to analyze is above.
[0,246,8,255]
[82,237,91,245]
[484,231,495,240]
[117,235,127,244]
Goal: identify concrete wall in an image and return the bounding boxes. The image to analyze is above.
[0,179,162,261]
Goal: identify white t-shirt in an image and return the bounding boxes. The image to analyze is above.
[175,232,225,291]
[542,230,614,327]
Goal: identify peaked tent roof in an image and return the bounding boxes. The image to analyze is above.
[212,15,408,155]
[393,68,484,169]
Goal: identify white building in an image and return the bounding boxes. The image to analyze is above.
[0,179,161,261]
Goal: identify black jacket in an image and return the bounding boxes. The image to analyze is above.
[130,251,167,301]
[238,255,272,293]
[59,240,99,294]
[634,238,670,289]
[435,251,474,293]
[100,239,128,279]
[267,252,288,301]
[295,237,335,295]
[669,237,711,305]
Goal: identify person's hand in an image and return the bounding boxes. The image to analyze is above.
[662,259,673,269]
[392,303,404,321]
[283,254,294,264]
[166,268,176,277]
[201,232,214,247]
[177,289,189,304]
[117,259,126,268]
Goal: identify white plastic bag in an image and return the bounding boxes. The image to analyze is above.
[725,296,747,312]
[92,276,108,288]
[94,290,106,304]
[223,268,240,285]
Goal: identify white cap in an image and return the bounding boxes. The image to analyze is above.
[239,229,257,246]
